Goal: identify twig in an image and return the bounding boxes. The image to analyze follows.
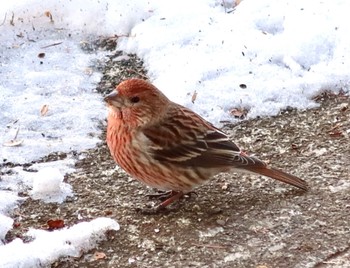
[13,127,20,140]
[192,243,229,249]
[40,42,63,49]
[10,12,14,26]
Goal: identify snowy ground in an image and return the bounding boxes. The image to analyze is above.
[0,0,349,267]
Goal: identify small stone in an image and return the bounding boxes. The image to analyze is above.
[217,219,226,226]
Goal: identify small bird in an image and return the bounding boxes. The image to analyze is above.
[105,79,307,210]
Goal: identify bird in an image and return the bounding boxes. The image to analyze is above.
[105,78,308,210]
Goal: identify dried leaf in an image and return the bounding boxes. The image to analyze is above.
[44,11,54,22]
[291,143,299,150]
[229,107,248,119]
[329,131,343,137]
[105,210,113,216]
[44,11,51,18]
[13,222,21,228]
[191,90,198,103]
[3,139,23,147]
[40,105,49,116]
[47,219,65,230]
[93,251,106,260]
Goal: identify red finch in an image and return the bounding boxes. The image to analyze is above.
[105,79,307,210]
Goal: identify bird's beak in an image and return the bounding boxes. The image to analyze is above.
[104,90,124,108]
[104,91,118,102]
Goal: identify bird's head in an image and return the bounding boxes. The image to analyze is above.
[105,78,170,127]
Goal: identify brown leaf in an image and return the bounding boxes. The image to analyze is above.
[40,104,49,116]
[44,11,54,22]
[93,251,106,260]
[291,143,299,150]
[47,219,65,230]
[229,107,248,119]
[329,130,343,137]
[191,90,197,104]
[104,210,113,216]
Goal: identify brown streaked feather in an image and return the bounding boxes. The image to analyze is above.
[142,104,259,168]
[243,166,308,191]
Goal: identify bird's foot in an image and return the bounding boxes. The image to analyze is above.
[137,190,197,214]
[157,191,184,208]
[147,190,197,202]
[136,191,183,214]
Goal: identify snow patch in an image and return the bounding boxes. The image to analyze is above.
[30,167,73,203]
[0,217,119,268]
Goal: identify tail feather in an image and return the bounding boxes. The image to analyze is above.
[244,166,308,191]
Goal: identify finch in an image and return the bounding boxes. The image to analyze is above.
[105,79,307,209]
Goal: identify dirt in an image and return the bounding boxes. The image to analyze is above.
[3,38,350,268]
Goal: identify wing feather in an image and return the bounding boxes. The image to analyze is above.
[142,104,261,168]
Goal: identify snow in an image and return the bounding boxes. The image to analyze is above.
[0,217,119,268]
[118,0,350,122]
[30,167,73,203]
[0,0,350,266]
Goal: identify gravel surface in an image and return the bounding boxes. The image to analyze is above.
[3,37,350,268]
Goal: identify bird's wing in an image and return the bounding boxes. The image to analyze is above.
[142,105,265,168]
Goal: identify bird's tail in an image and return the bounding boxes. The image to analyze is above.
[243,166,308,191]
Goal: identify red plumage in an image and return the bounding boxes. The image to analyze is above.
[105,79,307,209]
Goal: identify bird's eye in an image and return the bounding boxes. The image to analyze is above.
[130,96,140,103]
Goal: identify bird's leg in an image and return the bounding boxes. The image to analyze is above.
[137,191,197,214]
[137,191,184,215]
[148,190,197,202]
[157,191,184,209]
[147,190,174,201]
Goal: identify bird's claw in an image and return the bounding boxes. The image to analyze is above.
[136,190,195,214]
